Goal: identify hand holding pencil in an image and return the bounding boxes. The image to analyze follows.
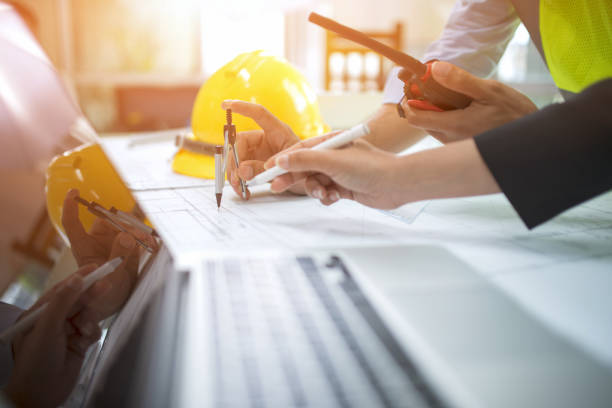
[263,137,405,209]
[61,189,156,322]
[221,101,404,209]
[0,258,123,344]
[219,100,407,209]
[3,264,106,408]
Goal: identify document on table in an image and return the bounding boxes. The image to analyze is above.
[133,185,427,267]
[100,134,428,268]
[102,134,213,191]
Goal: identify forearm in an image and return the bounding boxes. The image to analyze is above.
[364,104,427,153]
[396,138,500,203]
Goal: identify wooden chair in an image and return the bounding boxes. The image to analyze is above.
[325,22,403,92]
[115,85,200,131]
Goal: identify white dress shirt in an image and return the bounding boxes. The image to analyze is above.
[383,0,521,104]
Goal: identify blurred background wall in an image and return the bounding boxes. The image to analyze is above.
[5,0,557,134]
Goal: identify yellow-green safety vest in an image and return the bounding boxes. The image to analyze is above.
[540,0,612,94]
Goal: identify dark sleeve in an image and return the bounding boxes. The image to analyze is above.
[474,78,612,229]
[0,302,24,387]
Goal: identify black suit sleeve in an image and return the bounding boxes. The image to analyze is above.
[474,78,612,229]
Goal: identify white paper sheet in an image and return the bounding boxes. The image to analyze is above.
[133,185,427,268]
[102,134,213,191]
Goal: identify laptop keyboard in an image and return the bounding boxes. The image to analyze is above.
[199,255,440,408]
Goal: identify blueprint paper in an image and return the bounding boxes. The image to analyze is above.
[134,185,427,267]
[102,134,213,191]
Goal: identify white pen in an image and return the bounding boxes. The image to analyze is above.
[246,123,370,187]
[0,257,123,344]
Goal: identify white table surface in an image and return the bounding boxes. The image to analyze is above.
[101,131,612,371]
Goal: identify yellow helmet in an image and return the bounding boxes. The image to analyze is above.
[46,143,136,243]
[172,50,329,179]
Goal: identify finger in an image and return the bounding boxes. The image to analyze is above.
[304,176,328,200]
[430,61,489,100]
[327,189,341,203]
[109,233,137,277]
[263,132,339,170]
[320,192,339,206]
[67,326,101,358]
[35,275,84,336]
[335,185,355,201]
[318,183,343,205]
[227,164,252,201]
[109,232,136,258]
[71,280,109,328]
[230,169,240,188]
[62,189,89,245]
[97,233,137,297]
[275,149,340,176]
[400,100,464,133]
[269,170,311,193]
[67,263,100,310]
[127,226,157,251]
[82,234,135,316]
[235,130,265,161]
[306,174,342,206]
[221,100,286,134]
[405,100,444,112]
[84,278,113,303]
[89,215,123,238]
[238,161,264,181]
[71,306,103,338]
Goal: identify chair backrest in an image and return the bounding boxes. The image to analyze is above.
[324,22,403,92]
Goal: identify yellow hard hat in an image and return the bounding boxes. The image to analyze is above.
[172,50,329,179]
[46,143,136,243]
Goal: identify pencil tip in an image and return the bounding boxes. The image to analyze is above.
[216,194,222,208]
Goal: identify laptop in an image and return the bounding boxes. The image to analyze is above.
[91,245,612,407]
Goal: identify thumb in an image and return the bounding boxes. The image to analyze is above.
[238,160,265,181]
[111,232,136,259]
[430,61,489,100]
[276,149,339,176]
